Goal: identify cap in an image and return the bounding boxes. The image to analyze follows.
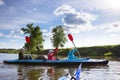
[49,50,54,53]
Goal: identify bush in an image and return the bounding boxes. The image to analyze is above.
[104,52,112,57]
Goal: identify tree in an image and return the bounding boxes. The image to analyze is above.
[21,23,44,53]
[51,25,67,48]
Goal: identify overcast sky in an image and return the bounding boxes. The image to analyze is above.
[0,0,120,49]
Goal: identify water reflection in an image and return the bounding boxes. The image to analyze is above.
[17,66,56,80]
[17,65,27,80]
[17,65,44,80]
[68,68,76,76]
[17,65,76,80]
[0,53,120,80]
[15,61,120,80]
[38,67,55,80]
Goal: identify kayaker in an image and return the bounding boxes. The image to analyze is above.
[24,55,32,60]
[68,48,79,60]
[19,48,25,60]
[47,50,56,60]
[19,48,32,60]
[35,55,47,60]
[35,46,47,60]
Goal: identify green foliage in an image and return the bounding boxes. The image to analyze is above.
[51,25,67,48]
[0,49,19,54]
[58,48,69,56]
[21,23,44,53]
[104,52,112,57]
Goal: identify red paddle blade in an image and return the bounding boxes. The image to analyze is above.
[25,36,30,43]
[68,34,73,41]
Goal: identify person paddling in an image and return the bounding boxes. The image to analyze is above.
[19,48,32,60]
[19,48,25,60]
[68,48,79,60]
[47,50,56,60]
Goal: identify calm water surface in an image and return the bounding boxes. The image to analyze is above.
[0,53,120,80]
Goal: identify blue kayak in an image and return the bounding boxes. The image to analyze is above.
[4,58,108,66]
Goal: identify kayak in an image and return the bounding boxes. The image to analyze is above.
[4,58,108,66]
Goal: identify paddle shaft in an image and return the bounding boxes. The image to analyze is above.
[68,33,81,57]
[72,41,81,57]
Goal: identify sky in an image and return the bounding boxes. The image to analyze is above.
[0,0,120,49]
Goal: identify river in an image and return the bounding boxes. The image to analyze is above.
[0,53,120,80]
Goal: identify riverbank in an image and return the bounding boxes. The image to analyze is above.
[0,44,120,57]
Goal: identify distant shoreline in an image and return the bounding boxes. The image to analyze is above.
[0,44,120,57]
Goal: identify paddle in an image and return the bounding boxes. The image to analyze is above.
[25,36,31,53]
[54,47,58,54]
[25,36,30,43]
[68,34,81,57]
[54,47,59,59]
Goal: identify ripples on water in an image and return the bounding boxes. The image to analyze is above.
[0,53,120,80]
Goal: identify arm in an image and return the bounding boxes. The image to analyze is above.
[71,49,77,54]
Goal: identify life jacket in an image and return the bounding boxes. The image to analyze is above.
[48,52,56,60]
[68,49,76,60]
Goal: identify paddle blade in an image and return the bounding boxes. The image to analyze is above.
[25,36,30,43]
[68,34,73,41]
